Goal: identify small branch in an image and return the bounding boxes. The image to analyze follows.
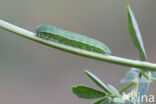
[119,82,135,94]
[133,73,142,98]
[1,19,156,71]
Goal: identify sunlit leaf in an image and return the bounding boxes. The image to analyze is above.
[107,85,121,97]
[72,85,106,99]
[127,6,147,61]
[94,97,109,104]
[85,70,112,94]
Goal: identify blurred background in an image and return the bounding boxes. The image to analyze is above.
[0,0,156,104]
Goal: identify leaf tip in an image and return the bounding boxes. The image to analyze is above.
[127,5,131,14]
[127,5,131,9]
[84,69,88,72]
[72,86,76,91]
[72,86,80,95]
[84,69,90,75]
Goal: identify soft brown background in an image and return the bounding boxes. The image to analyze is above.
[0,0,156,104]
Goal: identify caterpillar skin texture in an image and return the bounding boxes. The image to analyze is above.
[36,25,111,55]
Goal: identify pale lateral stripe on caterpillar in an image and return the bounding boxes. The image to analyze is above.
[36,24,111,55]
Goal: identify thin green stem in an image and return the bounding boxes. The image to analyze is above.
[147,71,151,82]
[142,72,151,82]
[119,82,135,94]
[120,70,151,94]
[151,78,156,81]
[133,73,142,98]
[1,19,156,71]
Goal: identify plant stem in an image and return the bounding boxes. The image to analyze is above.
[119,82,135,94]
[1,19,156,71]
[133,73,141,98]
[142,72,152,82]
[151,78,156,81]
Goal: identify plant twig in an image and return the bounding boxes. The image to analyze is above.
[1,19,156,71]
[119,82,135,94]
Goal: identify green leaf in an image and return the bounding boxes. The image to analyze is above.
[107,85,121,97]
[121,68,147,83]
[127,6,147,61]
[72,85,106,99]
[85,70,112,94]
[94,97,109,104]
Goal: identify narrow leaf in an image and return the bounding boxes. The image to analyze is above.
[127,6,147,61]
[72,85,106,99]
[94,97,109,104]
[107,85,121,97]
[85,70,112,94]
[121,68,147,83]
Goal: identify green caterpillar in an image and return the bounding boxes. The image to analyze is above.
[36,24,111,55]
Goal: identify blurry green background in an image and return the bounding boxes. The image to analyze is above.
[0,0,156,104]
